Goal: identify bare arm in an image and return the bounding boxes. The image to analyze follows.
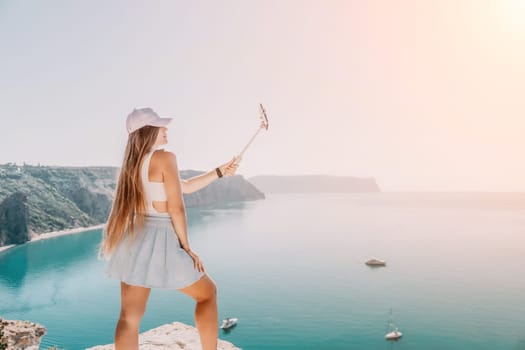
[161,151,191,250]
[181,157,239,194]
[180,170,220,194]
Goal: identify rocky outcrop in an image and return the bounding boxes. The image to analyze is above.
[248,174,380,193]
[0,318,46,350]
[182,170,264,207]
[0,164,264,247]
[86,322,241,350]
[0,192,29,246]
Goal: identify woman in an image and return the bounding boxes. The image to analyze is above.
[100,107,238,350]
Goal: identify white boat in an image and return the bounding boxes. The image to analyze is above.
[365,257,386,266]
[220,317,238,330]
[385,329,403,340]
[385,309,402,340]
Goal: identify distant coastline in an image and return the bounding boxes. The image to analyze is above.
[0,224,105,254]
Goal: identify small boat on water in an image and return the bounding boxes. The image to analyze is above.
[385,328,403,340]
[220,317,238,330]
[365,257,386,266]
[385,309,402,340]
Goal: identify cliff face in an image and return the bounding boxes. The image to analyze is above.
[248,174,381,193]
[0,192,30,246]
[0,164,264,246]
[181,170,264,207]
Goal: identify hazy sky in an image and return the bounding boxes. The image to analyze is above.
[1,0,524,191]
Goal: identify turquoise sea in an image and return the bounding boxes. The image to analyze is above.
[1,192,524,349]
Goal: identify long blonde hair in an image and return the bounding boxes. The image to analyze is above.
[100,126,160,258]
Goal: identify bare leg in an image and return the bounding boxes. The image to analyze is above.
[114,282,151,350]
[179,274,218,350]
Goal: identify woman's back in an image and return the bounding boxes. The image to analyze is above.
[141,148,170,217]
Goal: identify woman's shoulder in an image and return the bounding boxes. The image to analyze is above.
[150,149,179,173]
[152,148,178,164]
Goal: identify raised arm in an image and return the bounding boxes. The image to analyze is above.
[180,157,238,194]
[180,171,220,194]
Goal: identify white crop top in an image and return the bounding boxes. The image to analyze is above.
[141,148,170,217]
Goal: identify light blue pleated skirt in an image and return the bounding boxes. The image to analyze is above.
[105,215,205,289]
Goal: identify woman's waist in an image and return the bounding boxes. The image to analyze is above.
[138,213,172,227]
[144,213,171,221]
[140,219,173,233]
[144,211,170,217]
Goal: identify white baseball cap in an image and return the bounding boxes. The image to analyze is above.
[126,107,173,133]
